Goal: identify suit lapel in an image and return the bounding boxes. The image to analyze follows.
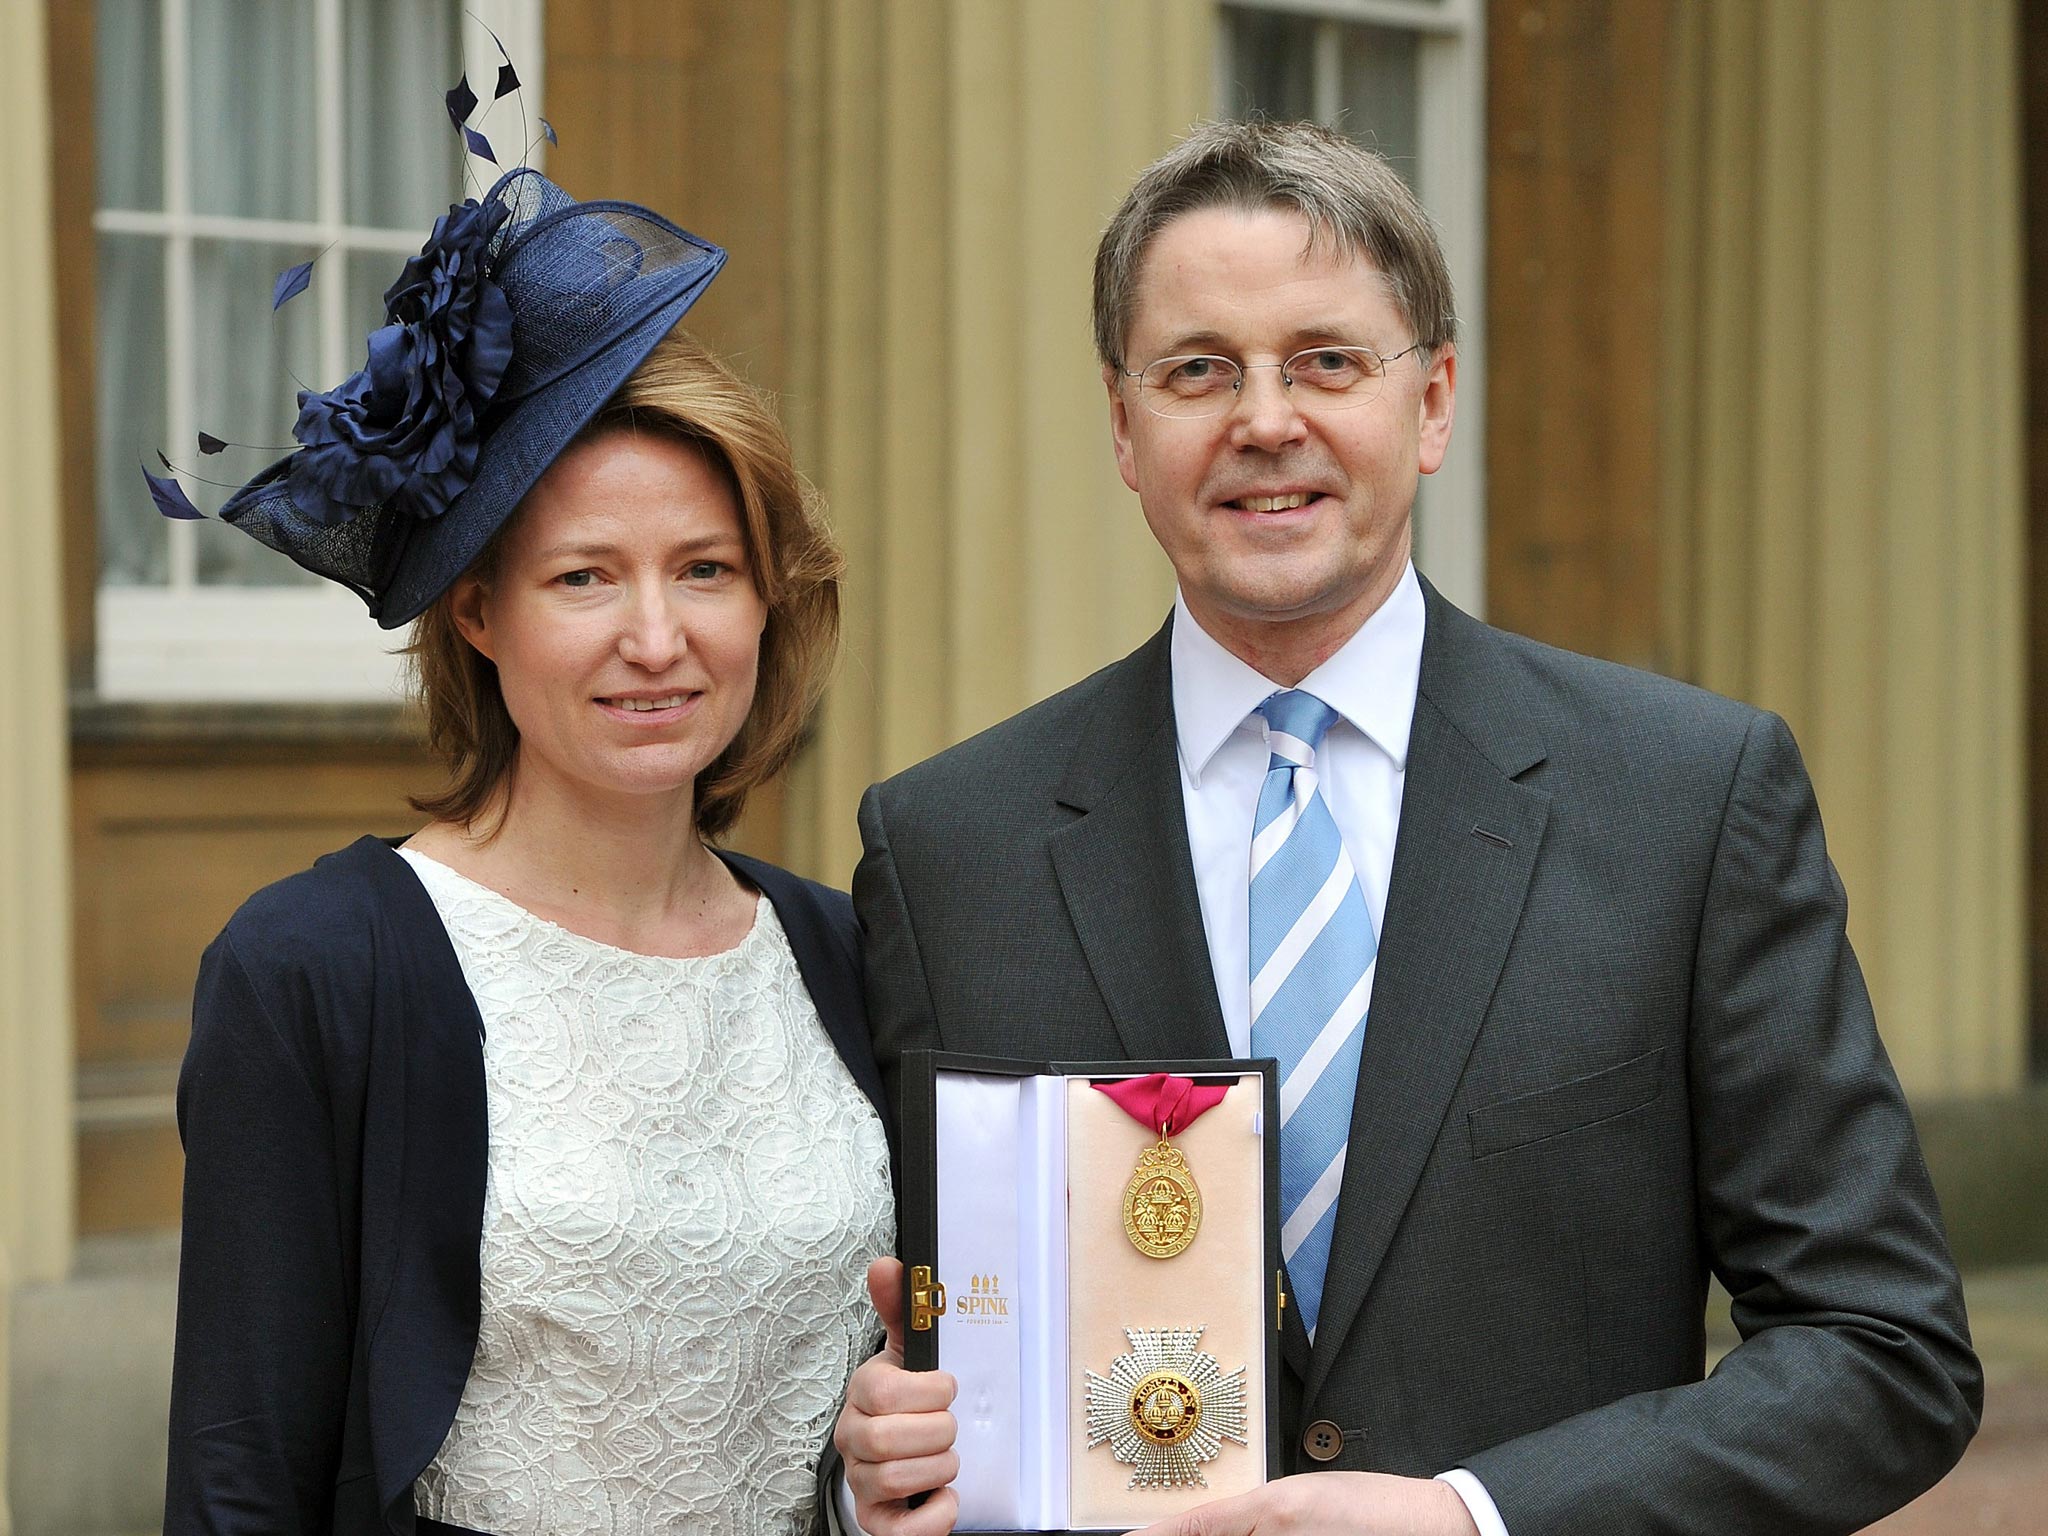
[1048,619,1232,1064]
[1042,595,1549,1398]
[1304,587,1551,1403]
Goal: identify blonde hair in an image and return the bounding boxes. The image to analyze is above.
[407,328,842,840]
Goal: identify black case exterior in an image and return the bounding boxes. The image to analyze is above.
[898,1050,1284,1536]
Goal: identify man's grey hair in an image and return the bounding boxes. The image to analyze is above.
[1092,118,1458,370]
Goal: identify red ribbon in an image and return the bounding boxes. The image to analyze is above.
[1093,1072,1228,1138]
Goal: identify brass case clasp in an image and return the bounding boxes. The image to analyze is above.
[910,1265,947,1332]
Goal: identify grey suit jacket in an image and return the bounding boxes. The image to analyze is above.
[854,579,1980,1535]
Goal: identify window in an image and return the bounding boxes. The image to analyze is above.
[1219,0,1487,616]
[93,0,542,700]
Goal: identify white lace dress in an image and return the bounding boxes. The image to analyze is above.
[398,850,895,1536]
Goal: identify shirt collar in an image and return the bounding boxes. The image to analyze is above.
[1171,561,1425,784]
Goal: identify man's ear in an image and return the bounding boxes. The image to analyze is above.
[1105,364,1142,495]
[448,573,496,663]
[1417,344,1457,476]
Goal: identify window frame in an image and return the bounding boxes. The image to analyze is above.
[92,0,544,702]
[1216,0,1488,618]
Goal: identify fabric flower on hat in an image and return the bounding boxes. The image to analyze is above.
[287,197,517,527]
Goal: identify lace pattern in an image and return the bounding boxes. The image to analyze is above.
[399,850,894,1536]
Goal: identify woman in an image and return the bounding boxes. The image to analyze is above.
[163,167,893,1536]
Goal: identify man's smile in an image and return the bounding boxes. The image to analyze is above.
[1230,492,1317,512]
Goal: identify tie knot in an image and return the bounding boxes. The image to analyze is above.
[1256,689,1340,759]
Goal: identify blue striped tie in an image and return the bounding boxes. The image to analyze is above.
[1249,690,1376,1341]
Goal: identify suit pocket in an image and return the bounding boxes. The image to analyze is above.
[1467,1046,1665,1159]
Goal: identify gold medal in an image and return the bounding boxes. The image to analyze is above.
[1085,1326,1248,1488]
[1122,1137,1202,1258]
[1129,1370,1203,1446]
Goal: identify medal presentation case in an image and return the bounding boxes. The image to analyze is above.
[899,1052,1282,1534]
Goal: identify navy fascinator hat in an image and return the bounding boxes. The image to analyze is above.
[204,167,726,629]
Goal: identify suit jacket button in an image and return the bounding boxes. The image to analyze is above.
[1302,1420,1343,1462]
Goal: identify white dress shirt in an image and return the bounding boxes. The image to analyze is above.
[1170,567,1422,1056]
[1170,563,1511,1536]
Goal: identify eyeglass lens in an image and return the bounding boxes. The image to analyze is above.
[1137,346,1393,419]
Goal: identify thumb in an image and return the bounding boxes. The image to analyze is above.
[867,1255,907,1362]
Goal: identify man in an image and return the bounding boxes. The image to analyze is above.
[833,120,1979,1535]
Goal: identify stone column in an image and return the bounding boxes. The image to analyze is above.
[1,2,80,1528]
[780,0,1212,879]
[1661,0,2026,1096]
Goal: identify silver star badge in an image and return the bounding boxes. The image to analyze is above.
[1084,1325,1249,1488]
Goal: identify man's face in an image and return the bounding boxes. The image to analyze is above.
[1107,204,1455,673]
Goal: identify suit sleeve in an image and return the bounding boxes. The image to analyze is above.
[852,782,946,1112]
[1463,711,1981,1535]
[814,785,946,1534]
[164,931,353,1536]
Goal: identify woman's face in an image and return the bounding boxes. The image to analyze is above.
[452,428,768,811]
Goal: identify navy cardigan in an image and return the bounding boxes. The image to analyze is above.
[163,836,888,1536]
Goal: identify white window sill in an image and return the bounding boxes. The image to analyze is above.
[96,586,412,703]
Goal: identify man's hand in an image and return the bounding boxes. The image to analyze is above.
[1128,1472,1483,1536]
[834,1257,961,1536]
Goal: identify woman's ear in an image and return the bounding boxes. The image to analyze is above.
[448,574,496,662]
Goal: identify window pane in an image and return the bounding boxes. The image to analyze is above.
[1340,26,1420,188]
[96,0,164,211]
[97,233,169,584]
[346,248,402,339]
[344,0,465,230]
[1221,11,1424,190]
[191,239,321,584]
[189,0,317,221]
[1222,7,1316,122]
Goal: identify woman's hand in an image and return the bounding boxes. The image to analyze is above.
[834,1257,961,1536]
